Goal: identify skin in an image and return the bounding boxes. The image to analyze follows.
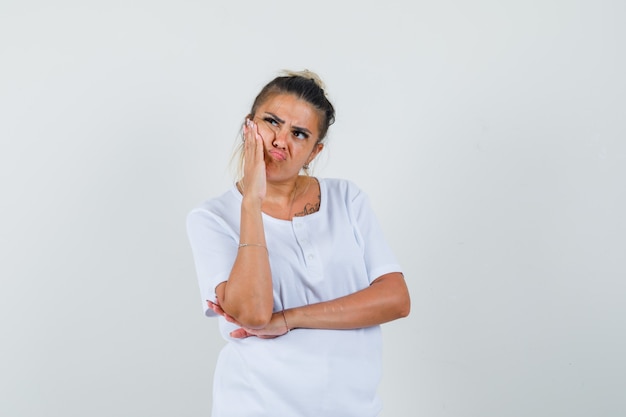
[211,93,410,338]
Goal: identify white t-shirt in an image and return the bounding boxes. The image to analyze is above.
[187,178,402,417]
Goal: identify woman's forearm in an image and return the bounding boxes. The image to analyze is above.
[283,272,410,331]
[216,197,273,329]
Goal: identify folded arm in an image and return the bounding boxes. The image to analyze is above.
[285,271,410,330]
[209,272,410,338]
[215,197,274,329]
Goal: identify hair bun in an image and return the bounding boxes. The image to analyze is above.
[279,69,327,92]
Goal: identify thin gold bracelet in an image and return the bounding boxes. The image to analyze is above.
[238,243,267,252]
[281,310,290,333]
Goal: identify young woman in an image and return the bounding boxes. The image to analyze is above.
[187,70,410,416]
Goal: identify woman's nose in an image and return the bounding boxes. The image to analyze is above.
[272,128,289,148]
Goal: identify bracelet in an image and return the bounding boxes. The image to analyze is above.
[281,310,290,333]
[238,243,267,252]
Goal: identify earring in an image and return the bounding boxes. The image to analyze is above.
[303,163,310,170]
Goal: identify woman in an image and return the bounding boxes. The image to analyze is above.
[187,70,410,416]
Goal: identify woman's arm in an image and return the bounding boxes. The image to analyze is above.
[209,272,410,338]
[215,120,274,329]
[214,198,273,329]
[284,272,410,331]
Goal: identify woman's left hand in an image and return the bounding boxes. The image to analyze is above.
[207,300,289,339]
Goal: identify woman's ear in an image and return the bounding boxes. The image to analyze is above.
[308,143,324,164]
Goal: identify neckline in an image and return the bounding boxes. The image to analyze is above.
[232,177,324,223]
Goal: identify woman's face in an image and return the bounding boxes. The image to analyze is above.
[251,93,324,182]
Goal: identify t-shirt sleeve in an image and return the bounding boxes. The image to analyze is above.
[348,183,403,283]
[186,207,238,317]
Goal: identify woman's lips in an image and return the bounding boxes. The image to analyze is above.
[268,149,286,161]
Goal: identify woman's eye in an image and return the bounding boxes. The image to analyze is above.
[293,131,308,140]
[264,117,279,126]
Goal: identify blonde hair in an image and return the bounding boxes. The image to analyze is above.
[280,69,328,92]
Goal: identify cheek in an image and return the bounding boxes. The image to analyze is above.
[255,121,276,138]
[256,125,269,140]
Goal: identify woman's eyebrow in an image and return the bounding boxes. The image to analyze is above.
[265,112,312,135]
[265,112,284,124]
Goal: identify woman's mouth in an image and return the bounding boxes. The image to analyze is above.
[268,149,286,161]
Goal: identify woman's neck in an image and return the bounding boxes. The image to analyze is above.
[238,175,316,220]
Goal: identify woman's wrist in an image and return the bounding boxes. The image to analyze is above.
[241,196,263,214]
[280,310,290,333]
[283,308,296,331]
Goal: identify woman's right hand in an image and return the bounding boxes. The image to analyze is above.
[242,119,266,202]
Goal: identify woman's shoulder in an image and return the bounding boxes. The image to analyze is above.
[319,177,366,200]
[188,185,240,218]
[319,177,363,192]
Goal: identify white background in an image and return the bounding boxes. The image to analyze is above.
[1,1,625,416]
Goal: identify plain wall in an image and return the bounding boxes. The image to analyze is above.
[1,1,625,416]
